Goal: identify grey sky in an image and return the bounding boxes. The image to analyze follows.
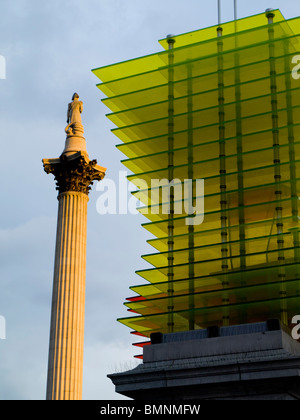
[0,0,299,400]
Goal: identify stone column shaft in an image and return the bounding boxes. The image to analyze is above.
[47,191,88,400]
[43,150,106,400]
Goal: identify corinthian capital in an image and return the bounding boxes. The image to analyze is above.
[43,151,106,196]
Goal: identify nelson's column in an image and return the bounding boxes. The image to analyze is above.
[42,93,106,400]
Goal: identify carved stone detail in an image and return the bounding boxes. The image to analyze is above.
[43,152,106,196]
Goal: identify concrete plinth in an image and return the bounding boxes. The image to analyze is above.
[108,321,300,400]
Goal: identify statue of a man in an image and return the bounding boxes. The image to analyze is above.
[67,93,83,125]
[65,93,84,137]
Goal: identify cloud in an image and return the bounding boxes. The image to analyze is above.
[83,339,140,400]
[0,0,299,401]
[0,212,145,400]
[0,216,55,399]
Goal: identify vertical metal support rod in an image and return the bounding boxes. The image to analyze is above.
[167,35,175,333]
[187,64,195,330]
[218,0,221,26]
[217,26,229,327]
[234,0,237,21]
[234,17,247,324]
[234,0,238,33]
[235,33,245,271]
[266,10,287,325]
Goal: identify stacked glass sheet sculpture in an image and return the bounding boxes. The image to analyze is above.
[92,10,300,350]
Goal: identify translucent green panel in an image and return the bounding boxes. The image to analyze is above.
[135,246,298,283]
[108,84,300,129]
[128,159,300,194]
[111,104,300,144]
[130,262,300,297]
[117,123,300,160]
[137,188,296,225]
[93,10,300,338]
[102,57,297,114]
[146,216,299,253]
[124,140,300,184]
[141,233,295,268]
[94,22,300,102]
[119,296,300,337]
[102,83,168,113]
[96,67,168,98]
[142,214,300,244]
[158,10,285,49]
[92,52,167,83]
[134,176,299,213]
[134,180,300,217]
[141,192,299,238]
[125,277,300,315]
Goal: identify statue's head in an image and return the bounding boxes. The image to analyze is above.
[72,92,79,100]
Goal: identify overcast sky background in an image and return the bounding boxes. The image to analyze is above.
[0,0,299,401]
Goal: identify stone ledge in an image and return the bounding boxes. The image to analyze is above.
[143,329,300,363]
[108,322,300,400]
